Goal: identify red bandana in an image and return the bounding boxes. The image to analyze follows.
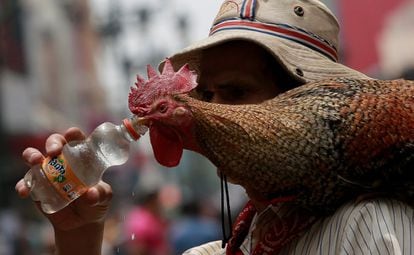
[226,198,319,255]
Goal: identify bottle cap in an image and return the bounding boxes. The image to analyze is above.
[123,118,140,140]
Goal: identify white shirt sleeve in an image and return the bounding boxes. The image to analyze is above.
[280,198,414,255]
[182,240,225,255]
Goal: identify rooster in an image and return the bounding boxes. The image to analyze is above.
[129,59,414,213]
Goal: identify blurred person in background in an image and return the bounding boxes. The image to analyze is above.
[122,188,171,255]
[15,0,414,254]
[170,200,221,255]
[120,169,171,255]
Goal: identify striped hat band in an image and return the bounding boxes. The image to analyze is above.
[209,18,339,62]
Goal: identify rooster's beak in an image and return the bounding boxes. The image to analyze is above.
[135,117,149,127]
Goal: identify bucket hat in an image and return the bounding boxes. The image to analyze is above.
[162,0,370,82]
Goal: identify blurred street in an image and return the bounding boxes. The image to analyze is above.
[1,0,413,254]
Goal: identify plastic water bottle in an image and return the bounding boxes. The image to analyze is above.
[23,117,147,214]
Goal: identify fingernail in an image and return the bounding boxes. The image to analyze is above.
[28,152,38,163]
[49,143,60,152]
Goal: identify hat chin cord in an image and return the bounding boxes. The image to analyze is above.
[220,172,233,248]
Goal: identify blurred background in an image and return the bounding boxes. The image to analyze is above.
[0,0,413,254]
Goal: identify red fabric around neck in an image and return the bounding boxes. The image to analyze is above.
[226,198,318,255]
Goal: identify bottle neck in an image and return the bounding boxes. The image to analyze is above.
[121,117,148,141]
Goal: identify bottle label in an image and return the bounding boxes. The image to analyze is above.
[41,155,87,202]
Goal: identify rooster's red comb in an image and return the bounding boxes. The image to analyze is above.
[128,59,198,116]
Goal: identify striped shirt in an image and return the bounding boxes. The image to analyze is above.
[183,199,414,255]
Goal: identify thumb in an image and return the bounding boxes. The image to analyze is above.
[15,179,31,198]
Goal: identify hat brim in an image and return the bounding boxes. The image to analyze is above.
[162,29,369,82]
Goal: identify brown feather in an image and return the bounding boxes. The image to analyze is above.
[175,78,414,213]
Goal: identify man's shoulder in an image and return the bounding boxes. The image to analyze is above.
[182,240,224,255]
[323,198,413,231]
[281,198,414,254]
[332,198,413,221]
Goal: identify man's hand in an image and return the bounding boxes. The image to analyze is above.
[15,127,112,254]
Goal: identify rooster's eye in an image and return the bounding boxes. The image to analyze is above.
[157,102,168,113]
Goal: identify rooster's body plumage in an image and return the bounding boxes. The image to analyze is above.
[129,61,414,213]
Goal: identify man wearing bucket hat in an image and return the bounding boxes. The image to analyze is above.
[15,0,414,254]
[166,0,414,254]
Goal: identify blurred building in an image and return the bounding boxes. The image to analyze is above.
[337,0,413,78]
[1,0,107,135]
[1,1,110,253]
[378,0,414,79]
[0,0,222,253]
